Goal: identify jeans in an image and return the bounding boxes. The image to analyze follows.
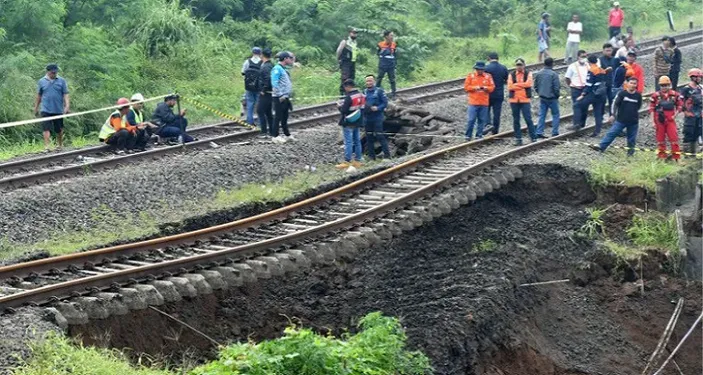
[536,98,561,136]
[466,105,489,139]
[488,97,503,134]
[245,90,258,125]
[605,85,615,115]
[377,65,396,95]
[579,94,606,135]
[158,118,194,142]
[570,87,586,127]
[510,102,536,142]
[257,92,273,134]
[272,97,291,137]
[599,120,638,155]
[365,118,390,159]
[565,41,579,63]
[343,126,362,162]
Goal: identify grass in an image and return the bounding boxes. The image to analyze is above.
[580,206,610,239]
[471,239,498,254]
[0,135,98,162]
[603,239,647,262]
[588,151,688,191]
[626,212,679,255]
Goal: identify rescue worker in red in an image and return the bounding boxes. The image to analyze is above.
[650,76,683,160]
[680,68,703,157]
[377,30,397,99]
[337,79,366,169]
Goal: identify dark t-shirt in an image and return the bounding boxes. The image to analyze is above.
[484,61,509,99]
[613,90,642,125]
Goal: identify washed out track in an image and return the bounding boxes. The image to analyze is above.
[0,30,700,191]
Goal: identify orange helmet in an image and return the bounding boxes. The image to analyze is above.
[116,97,130,106]
[658,76,671,86]
[688,68,703,78]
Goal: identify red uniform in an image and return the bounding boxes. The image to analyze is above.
[649,90,683,159]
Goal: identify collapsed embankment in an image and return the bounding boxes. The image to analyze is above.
[65,164,702,374]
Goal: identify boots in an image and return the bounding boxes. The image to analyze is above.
[685,142,697,158]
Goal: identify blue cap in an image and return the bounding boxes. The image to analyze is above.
[252,47,262,54]
[46,63,59,72]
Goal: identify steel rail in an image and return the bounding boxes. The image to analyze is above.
[0,82,673,310]
[0,30,699,190]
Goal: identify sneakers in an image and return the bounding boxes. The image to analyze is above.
[177,135,184,144]
[566,125,582,131]
[286,135,296,142]
[465,137,473,142]
[271,136,288,144]
[536,134,549,139]
[115,150,126,155]
[335,162,350,169]
[351,161,363,168]
[588,144,602,152]
[513,140,523,146]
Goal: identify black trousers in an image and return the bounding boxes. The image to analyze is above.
[272,97,291,137]
[258,92,273,134]
[340,61,355,95]
[377,65,396,95]
[105,129,135,150]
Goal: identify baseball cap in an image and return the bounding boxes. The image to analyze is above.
[252,47,262,54]
[488,52,499,60]
[46,64,59,72]
[278,51,292,61]
[515,58,525,65]
[613,1,620,6]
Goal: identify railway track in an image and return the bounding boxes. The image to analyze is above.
[0,82,673,316]
[0,30,700,191]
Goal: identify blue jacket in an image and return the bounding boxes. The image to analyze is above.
[363,86,387,122]
[271,64,292,98]
[484,61,509,100]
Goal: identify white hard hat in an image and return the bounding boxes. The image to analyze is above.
[613,1,620,6]
[130,93,145,102]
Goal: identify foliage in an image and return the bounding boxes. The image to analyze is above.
[471,239,497,253]
[192,312,432,375]
[588,151,687,191]
[580,206,609,239]
[603,239,646,262]
[626,212,679,255]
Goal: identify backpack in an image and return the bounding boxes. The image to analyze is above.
[244,59,262,92]
[509,71,532,98]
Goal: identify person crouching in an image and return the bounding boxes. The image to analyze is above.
[99,98,136,154]
[337,79,365,169]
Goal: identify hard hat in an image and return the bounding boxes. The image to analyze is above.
[130,93,144,102]
[613,1,620,6]
[116,97,130,106]
[658,76,671,85]
[688,68,703,77]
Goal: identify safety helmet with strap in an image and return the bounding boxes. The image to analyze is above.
[688,68,703,78]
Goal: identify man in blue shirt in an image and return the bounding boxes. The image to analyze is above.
[34,64,70,151]
[363,75,390,160]
[484,52,509,135]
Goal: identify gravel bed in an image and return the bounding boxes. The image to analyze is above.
[0,307,61,374]
[0,44,699,251]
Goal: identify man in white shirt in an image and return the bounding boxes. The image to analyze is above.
[565,14,582,64]
[565,50,589,127]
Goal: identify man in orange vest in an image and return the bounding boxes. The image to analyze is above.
[376,30,397,99]
[650,76,683,160]
[508,58,537,145]
[464,61,495,141]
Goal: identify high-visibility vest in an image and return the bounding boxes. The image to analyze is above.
[342,38,358,63]
[129,108,143,124]
[99,110,125,140]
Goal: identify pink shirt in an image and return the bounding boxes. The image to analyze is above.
[609,8,624,27]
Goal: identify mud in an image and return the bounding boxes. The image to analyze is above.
[70,164,702,375]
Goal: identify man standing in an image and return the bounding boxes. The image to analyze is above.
[591,77,642,155]
[241,47,263,125]
[271,51,295,144]
[608,2,624,39]
[565,50,589,130]
[363,75,390,160]
[336,28,359,96]
[34,63,69,151]
[257,48,274,136]
[627,51,645,93]
[598,43,618,115]
[152,95,193,144]
[680,68,703,157]
[534,57,561,137]
[565,14,582,64]
[337,79,365,169]
[572,55,610,136]
[463,61,495,141]
[537,13,551,63]
[508,58,536,145]
[376,30,397,99]
[650,76,683,160]
[668,37,682,88]
[612,56,635,96]
[485,52,509,135]
[653,37,672,92]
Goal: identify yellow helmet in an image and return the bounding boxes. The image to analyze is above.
[658,76,672,86]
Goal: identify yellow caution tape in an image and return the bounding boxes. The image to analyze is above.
[561,140,703,158]
[181,97,256,129]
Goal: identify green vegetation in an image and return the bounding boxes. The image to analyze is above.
[13,313,431,375]
[0,0,698,155]
[580,206,610,239]
[588,151,688,190]
[471,239,498,253]
[603,239,647,262]
[626,212,679,254]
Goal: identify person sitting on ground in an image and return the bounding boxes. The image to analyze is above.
[99,98,137,154]
[126,93,158,149]
[152,94,193,144]
[591,77,642,155]
[337,79,365,169]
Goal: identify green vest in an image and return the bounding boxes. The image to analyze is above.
[99,110,125,141]
[129,107,143,124]
[346,38,358,62]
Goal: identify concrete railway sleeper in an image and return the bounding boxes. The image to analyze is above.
[0,30,699,191]
[0,84,664,325]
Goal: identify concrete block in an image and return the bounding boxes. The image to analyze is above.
[196,270,227,290]
[55,302,89,326]
[134,284,165,306]
[273,253,299,273]
[509,166,523,179]
[165,277,198,298]
[213,267,244,287]
[245,259,272,279]
[118,288,148,311]
[471,181,486,197]
[284,249,312,269]
[315,242,338,263]
[494,172,509,186]
[182,273,213,295]
[257,256,285,276]
[433,199,452,215]
[442,193,461,209]
[75,297,111,320]
[344,232,370,249]
[43,307,68,330]
[150,280,182,303]
[369,223,393,240]
[477,178,493,193]
[485,175,501,190]
[358,227,382,246]
[298,245,324,264]
[95,292,130,316]
[230,263,257,284]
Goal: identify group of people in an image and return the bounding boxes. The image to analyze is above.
[463,43,702,159]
